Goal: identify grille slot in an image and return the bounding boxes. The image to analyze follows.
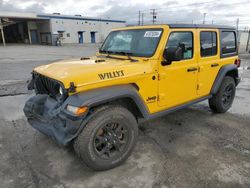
[33,73,60,98]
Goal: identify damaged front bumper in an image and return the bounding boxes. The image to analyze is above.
[23,94,88,146]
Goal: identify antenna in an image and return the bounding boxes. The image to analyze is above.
[138,11,141,25]
[141,13,144,26]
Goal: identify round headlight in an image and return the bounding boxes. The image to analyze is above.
[59,86,63,95]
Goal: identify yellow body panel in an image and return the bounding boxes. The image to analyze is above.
[34,25,238,115]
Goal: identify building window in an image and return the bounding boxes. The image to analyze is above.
[166,32,193,60]
[58,32,63,38]
[221,31,236,54]
[200,31,217,57]
[67,33,70,37]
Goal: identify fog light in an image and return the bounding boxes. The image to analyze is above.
[66,105,88,115]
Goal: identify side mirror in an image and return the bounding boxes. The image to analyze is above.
[162,47,183,65]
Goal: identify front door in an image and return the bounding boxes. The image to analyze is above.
[158,30,198,108]
[78,32,83,44]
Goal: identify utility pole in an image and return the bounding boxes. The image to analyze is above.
[150,9,157,24]
[236,18,239,38]
[141,13,144,26]
[138,11,141,26]
[203,13,207,24]
[246,30,250,52]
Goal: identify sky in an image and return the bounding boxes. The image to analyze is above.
[0,0,250,29]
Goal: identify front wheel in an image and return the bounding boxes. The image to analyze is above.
[209,76,236,113]
[74,105,138,171]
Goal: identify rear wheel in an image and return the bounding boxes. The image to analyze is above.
[74,105,138,171]
[209,76,236,113]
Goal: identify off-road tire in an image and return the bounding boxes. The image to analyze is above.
[209,76,236,113]
[73,105,138,171]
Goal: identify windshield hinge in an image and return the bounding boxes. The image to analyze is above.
[68,82,76,93]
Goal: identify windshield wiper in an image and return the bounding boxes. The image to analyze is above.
[111,51,138,62]
[99,50,138,62]
[98,50,128,60]
[99,50,112,58]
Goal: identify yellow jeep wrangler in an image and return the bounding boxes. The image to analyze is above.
[24,24,241,170]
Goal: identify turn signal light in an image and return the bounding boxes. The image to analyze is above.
[66,105,88,115]
[234,59,241,67]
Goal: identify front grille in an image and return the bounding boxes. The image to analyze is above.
[33,73,61,98]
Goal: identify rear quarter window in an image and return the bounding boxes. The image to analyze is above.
[221,31,237,54]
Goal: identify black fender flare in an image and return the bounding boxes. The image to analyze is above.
[210,64,239,94]
[62,84,149,119]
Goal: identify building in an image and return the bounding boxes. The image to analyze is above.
[0,11,126,46]
[238,30,250,53]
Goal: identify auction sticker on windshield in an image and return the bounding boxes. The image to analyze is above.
[144,31,162,37]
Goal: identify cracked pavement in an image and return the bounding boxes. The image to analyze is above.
[0,45,250,188]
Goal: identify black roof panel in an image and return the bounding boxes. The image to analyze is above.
[168,24,235,30]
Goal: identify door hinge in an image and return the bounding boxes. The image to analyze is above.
[198,66,201,72]
[158,73,166,80]
[158,93,165,101]
[197,84,202,90]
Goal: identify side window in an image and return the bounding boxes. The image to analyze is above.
[221,31,236,54]
[200,31,217,57]
[166,32,193,60]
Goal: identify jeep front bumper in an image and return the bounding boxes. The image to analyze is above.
[23,95,88,146]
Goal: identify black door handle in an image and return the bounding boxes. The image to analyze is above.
[211,63,219,67]
[187,67,198,72]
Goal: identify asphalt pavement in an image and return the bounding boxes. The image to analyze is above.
[0,45,250,188]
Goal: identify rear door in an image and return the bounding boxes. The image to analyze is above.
[197,29,220,96]
[158,29,198,108]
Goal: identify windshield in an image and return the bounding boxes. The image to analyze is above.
[100,29,163,57]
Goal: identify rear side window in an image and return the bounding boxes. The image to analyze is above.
[200,31,217,57]
[221,31,236,54]
[166,32,193,60]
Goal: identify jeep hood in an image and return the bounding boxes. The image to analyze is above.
[34,57,153,89]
